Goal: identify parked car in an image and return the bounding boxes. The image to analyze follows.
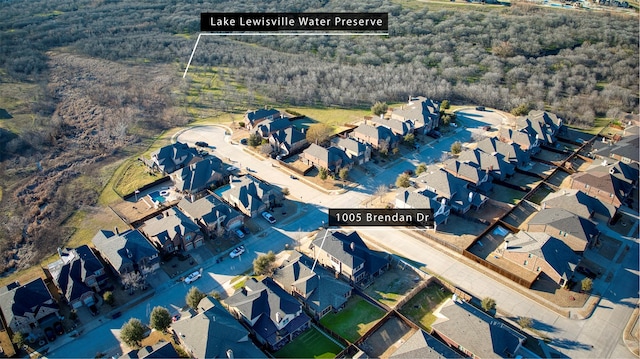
[172,314,181,322]
[53,321,64,336]
[45,327,56,342]
[261,211,276,224]
[184,271,202,284]
[111,311,122,319]
[476,106,486,111]
[226,166,238,172]
[290,175,298,180]
[229,245,246,258]
[240,138,248,145]
[195,141,208,147]
[427,130,441,139]
[482,125,491,131]
[234,228,245,239]
[576,266,596,279]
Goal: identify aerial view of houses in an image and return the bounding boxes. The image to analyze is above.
[0,2,638,359]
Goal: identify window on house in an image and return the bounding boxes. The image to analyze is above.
[536,267,541,272]
[523,260,528,266]
[585,184,589,189]
[559,230,563,235]
[528,253,532,258]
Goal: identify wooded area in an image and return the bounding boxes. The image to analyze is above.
[0,0,637,275]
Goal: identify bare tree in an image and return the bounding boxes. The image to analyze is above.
[375,184,387,204]
[122,271,145,293]
[306,123,332,145]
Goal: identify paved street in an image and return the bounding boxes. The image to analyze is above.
[48,113,638,358]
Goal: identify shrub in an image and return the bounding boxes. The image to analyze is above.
[253,251,276,276]
[103,291,114,306]
[120,318,146,348]
[149,306,172,332]
[396,173,411,188]
[481,297,496,312]
[186,287,206,310]
[450,141,463,155]
[371,101,388,116]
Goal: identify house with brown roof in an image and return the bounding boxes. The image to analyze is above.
[140,208,204,253]
[569,161,638,207]
[525,208,599,253]
[502,231,580,287]
[589,129,639,165]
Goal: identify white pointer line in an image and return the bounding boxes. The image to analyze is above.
[183,32,389,78]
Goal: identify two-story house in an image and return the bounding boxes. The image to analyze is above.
[92,228,160,277]
[441,159,493,194]
[147,142,200,175]
[252,118,292,138]
[177,195,244,238]
[515,110,563,146]
[414,169,487,214]
[389,96,440,134]
[0,278,60,339]
[221,175,283,218]
[226,278,311,351]
[395,189,450,230]
[269,127,308,158]
[351,123,399,151]
[458,149,516,181]
[525,208,600,253]
[140,208,204,253]
[499,127,541,155]
[331,137,372,165]
[245,108,283,130]
[476,137,530,169]
[171,157,227,196]
[541,189,616,224]
[569,161,638,207]
[272,251,352,319]
[301,143,353,173]
[47,245,108,309]
[311,230,391,286]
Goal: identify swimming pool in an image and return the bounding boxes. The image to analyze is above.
[148,190,167,204]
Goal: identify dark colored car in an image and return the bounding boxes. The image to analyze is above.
[111,311,122,319]
[427,130,441,139]
[53,321,64,336]
[476,106,486,111]
[195,141,208,147]
[45,327,56,342]
[240,138,248,145]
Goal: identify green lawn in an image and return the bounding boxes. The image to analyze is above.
[286,106,371,131]
[319,296,386,343]
[112,159,164,196]
[274,327,344,358]
[399,283,452,331]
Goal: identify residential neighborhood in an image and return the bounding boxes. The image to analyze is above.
[1,99,637,359]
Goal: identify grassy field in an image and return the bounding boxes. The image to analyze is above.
[274,327,344,358]
[319,296,386,343]
[286,106,371,132]
[399,283,451,331]
[364,267,419,308]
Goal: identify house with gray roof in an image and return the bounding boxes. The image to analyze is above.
[390,96,440,134]
[351,123,399,151]
[269,127,308,157]
[389,329,463,359]
[499,128,541,154]
[92,228,160,276]
[121,341,180,359]
[569,160,638,207]
[414,169,487,214]
[516,110,563,146]
[272,251,352,319]
[171,296,265,359]
[47,245,108,309]
[372,115,414,137]
[502,231,580,287]
[0,278,60,339]
[302,143,352,173]
[441,159,493,194]
[311,230,391,286]
[432,299,531,359]
[177,195,244,238]
[395,189,450,229]
[332,137,372,165]
[525,208,599,252]
[252,117,292,138]
[589,132,639,165]
[541,189,616,224]
[476,137,530,169]
[140,207,204,253]
[226,277,311,351]
[147,142,200,175]
[245,108,283,130]
[221,175,283,218]
[458,149,515,181]
[171,157,226,195]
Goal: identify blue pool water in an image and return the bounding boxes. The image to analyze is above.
[213,184,231,197]
[148,190,167,203]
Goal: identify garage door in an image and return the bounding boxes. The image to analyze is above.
[184,242,194,251]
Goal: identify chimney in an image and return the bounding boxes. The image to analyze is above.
[468,192,474,203]
[226,349,234,359]
[114,226,120,235]
[276,312,281,323]
[57,247,63,258]
[191,194,195,202]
